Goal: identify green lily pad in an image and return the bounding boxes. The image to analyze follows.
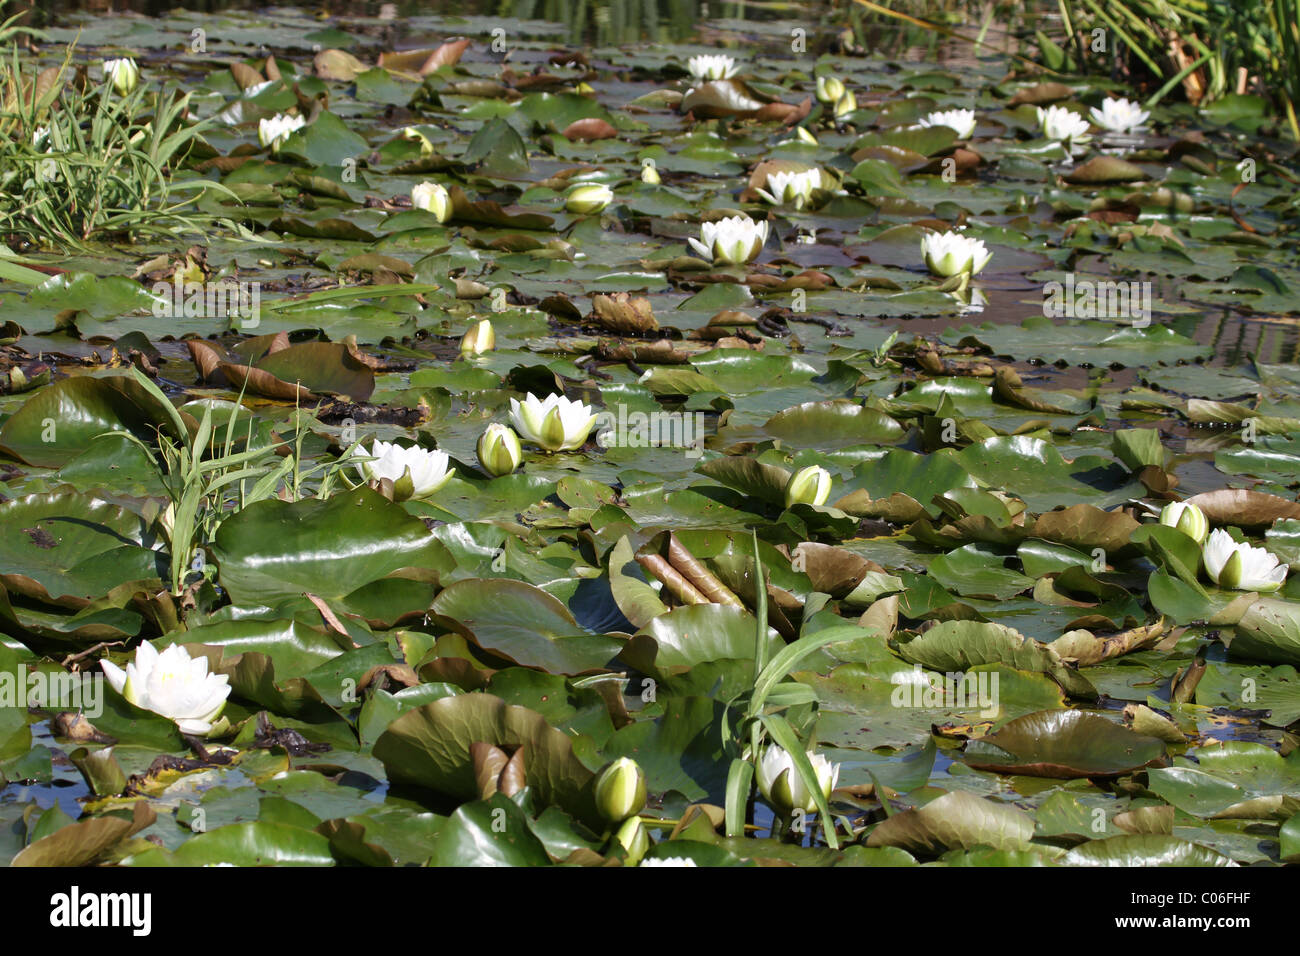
[372,693,600,828]
[865,790,1035,854]
[430,578,623,675]
[212,488,454,606]
[961,710,1167,778]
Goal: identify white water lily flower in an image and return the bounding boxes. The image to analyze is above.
[103,58,140,95]
[411,181,453,222]
[921,230,993,277]
[565,182,614,214]
[919,108,977,139]
[756,168,822,209]
[360,439,455,498]
[688,215,769,265]
[1036,105,1092,147]
[101,642,230,736]
[683,82,765,114]
[815,75,845,104]
[756,744,839,815]
[258,113,306,153]
[687,54,737,80]
[1159,501,1209,544]
[639,857,699,867]
[1089,97,1150,133]
[242,79,276,98]
[784,465,832,508]
[509,392,598,452]
[1203,528,1287,592]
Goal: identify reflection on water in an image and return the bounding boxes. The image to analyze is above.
[24,0,803,44]
[24,0,1037,53]
[506,0,708,46]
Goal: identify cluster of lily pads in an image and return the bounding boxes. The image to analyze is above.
[0,4,1299,868]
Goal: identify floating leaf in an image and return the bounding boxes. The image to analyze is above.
[961,710,1167,778]
[373,694,600,828]
[865,791,1034,853]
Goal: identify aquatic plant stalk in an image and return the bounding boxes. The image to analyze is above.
[635,552,709,605]
[665,533,744,607]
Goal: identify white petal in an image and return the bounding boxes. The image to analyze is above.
[100,659,127,695]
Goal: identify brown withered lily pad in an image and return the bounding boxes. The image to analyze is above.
[590,292,658,334]
[189,340,375,402]
[1181,489,1300,529]
[378,38,471,75]
[562,118,619,141]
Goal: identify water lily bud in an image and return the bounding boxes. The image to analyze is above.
[784,465,831,508]
[641,163,661,185]
[1159,501,1209,544]
[460,318,495,355]
[613,816,649,865]
[1203,528,1287,592]
[400,126,435,154]
[411,181,453,222]
[103,58,140,95]
[795,126,819,145]
[477,423,523,477]
[756,744,839,816]
[815,75,845,104]
[594,757,647,823]
[565,183,614,215]
[833,89,857,118]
